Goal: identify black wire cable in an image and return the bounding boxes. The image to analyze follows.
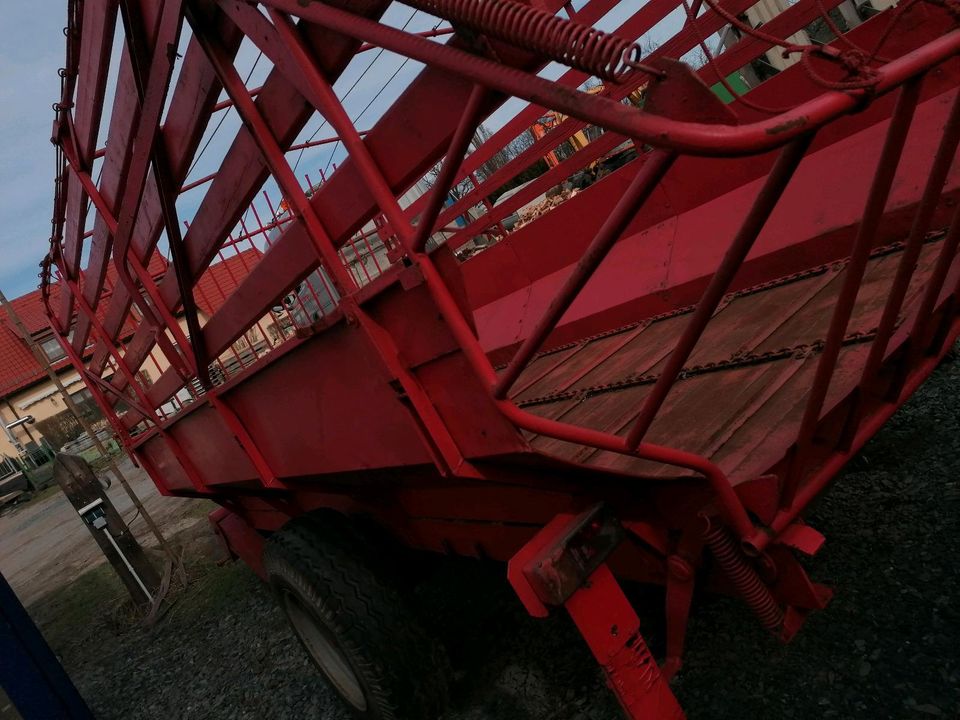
[320,17,444,177]
[187,50,263,179]
[292,9,421,175]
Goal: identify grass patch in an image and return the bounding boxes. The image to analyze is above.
[161,559,258,625]
[27,517,256,667]
[182,498,218,520]
[28,563,128,654]
[29,484,63,504]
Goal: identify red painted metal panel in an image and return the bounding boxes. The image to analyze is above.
[472,88,960,355]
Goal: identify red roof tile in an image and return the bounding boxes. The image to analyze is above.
[0,249,260,398]
[194,248,263,316]
[0,319,47,398]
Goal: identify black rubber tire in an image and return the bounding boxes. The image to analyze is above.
[264,513,450,720]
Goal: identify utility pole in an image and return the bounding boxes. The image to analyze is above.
[54,454,160,605]
[0,287,177,568]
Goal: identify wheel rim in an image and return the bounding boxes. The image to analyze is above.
[282,590,368,711]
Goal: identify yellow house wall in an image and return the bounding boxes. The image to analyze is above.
[0,367,85,457]
[0,312,285,457]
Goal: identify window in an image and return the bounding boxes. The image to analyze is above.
[40,336,65,362]
[33,327,87,363]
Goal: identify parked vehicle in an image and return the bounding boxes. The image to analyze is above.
[0,458,29,507]
[43,0,960,717]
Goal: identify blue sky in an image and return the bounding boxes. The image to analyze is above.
[0,3,453,299]
[0,5,68,297]
[0,1,686,300]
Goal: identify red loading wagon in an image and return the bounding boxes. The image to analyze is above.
[43,0,960,716]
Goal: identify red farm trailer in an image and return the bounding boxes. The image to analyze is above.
[43,0,960,716]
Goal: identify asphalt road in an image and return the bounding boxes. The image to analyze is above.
[0,456,195,605]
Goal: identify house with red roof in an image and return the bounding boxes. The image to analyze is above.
[0,249,262,461]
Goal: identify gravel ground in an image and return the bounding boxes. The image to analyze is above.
[0,455,198,606]
[29,350,959,719]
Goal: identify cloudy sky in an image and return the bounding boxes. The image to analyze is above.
[0,5,69,298]
[0,1,682,300]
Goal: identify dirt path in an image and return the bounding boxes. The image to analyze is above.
[0,457,202,605]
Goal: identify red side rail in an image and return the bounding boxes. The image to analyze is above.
[42,0,960,548]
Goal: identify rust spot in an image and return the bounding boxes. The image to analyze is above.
[767,116,808,135]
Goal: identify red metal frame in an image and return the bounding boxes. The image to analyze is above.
[42,0,960,717]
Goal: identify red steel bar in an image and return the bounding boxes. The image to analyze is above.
[207,394,283,488]
[184,222,250,373]
[58,0,117,329]
[494,149,677,399]
[109,0,199,378]
[218,242,275,360]
[186,7,357,295]
[257,5,420,251]
[257,190,330,322]
[903,196,960,368]
[495,396,757,538]
[781,78,923,509]
[859,87,960,383]
[184,28,452,120]
[60,130,119,234]
[357,26,453,53]
[54,269,162,423]
[40,306,141,451]
[410,84,488,253]
[625,134,814,449]
[154,138,212,387]
[262,0,960,154]
[751,297,960,552]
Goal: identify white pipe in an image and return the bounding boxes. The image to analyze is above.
[101,527,154,604]
[2,415,35,448]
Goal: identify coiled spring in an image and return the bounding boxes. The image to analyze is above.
[402,0,643,82]
[704,523,785,632]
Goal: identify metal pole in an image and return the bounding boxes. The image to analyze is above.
[0,287,177,567]
[100,522,154,604]
[59,457,161,606]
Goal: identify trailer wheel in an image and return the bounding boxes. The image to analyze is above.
[264,515,450,719]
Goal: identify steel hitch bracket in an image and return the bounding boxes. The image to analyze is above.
[508,505,685,720]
